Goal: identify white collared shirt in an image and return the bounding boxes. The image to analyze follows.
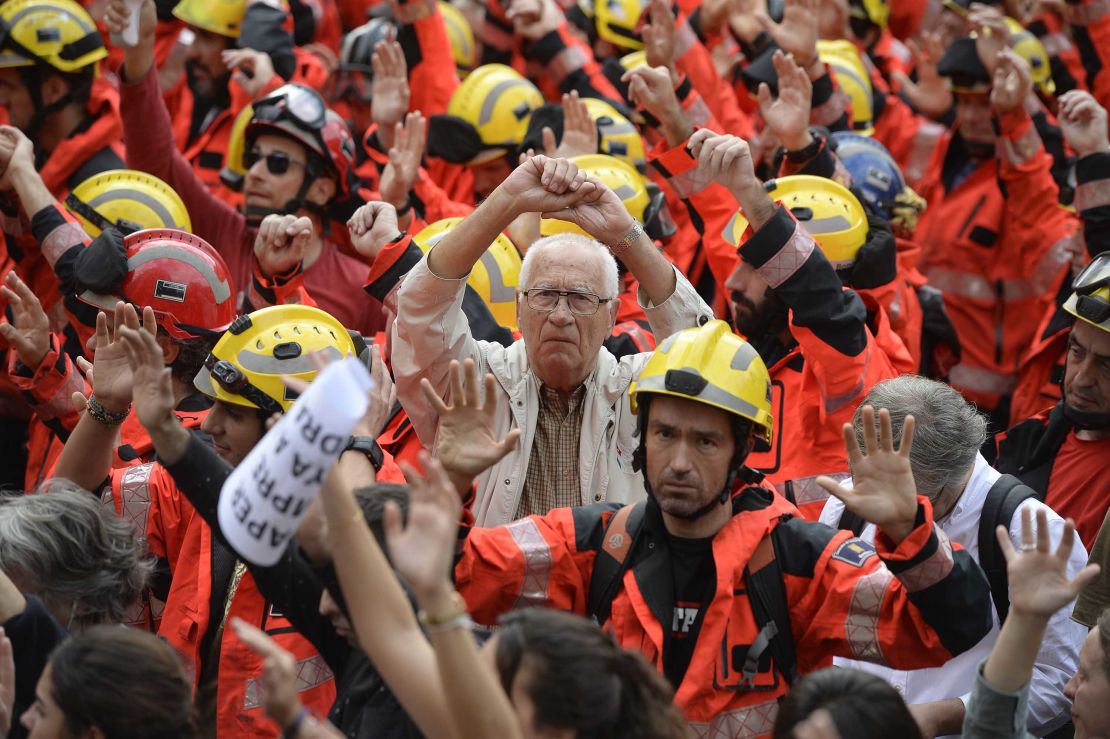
[819,453,1088,737]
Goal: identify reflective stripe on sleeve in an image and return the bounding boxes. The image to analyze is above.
[895,525,955,593]
[506,517,553,609]
[845,567,893,665]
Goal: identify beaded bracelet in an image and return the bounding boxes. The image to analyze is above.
[86,395,130,426]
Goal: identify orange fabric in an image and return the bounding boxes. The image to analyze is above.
[915,109,1076,411]
[457,494,966,732]
[144,471,336,737]
[1010,310,1068,425]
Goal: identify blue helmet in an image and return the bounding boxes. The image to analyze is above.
[829,132,905,220]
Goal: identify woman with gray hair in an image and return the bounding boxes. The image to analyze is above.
[0,481,155,738]
[819,375,1088,737]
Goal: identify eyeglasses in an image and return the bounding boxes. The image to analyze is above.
[522,289,612,316]
[244,150,307,176]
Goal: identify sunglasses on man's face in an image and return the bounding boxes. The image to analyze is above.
[244,150,307,176]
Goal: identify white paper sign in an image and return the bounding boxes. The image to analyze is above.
[218,357,374,566]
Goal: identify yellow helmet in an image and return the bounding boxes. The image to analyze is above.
[594,0,646,50]
[580,97,646,172]
[440,1,478,75]
[220,103,254,191]
[194,305,357,414]
[725,175,868,268]
[443,64,543,164]
[0,0,106,72]
[619,50,647,72]
[818,41,875,135]
[66,170,191,237]
[629,319,774,450]
[1064,253,1110,333]
[172,0,246,39]
[540,153,672,240]
[849,0,890,29]
[414,218,521,330]
[1004,18,1055,97]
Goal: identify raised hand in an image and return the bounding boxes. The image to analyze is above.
[222,48,277,99]
[0,126,33,190]
[688,129,760,198]
[990,48,1032,114]
[231,618,309,731]
[379,111,426,212]
[756,50,813,151]
[541,178,634,244]
[1000,507,1101,619]
[80,302,158,415]
[894,33,953,119]
[1057,89,1109,158]
[386,451,466,604]
[621,65,692,146]
[643,0,677,72]
[371,38,411,149]
[756,0,818,68]
[555,90,599,159]
[116,321,176,435]
[817,405,920,544]
[254,214,313,279]
[103,0,156,42]
[420,358,522,485]
[970,3,1011,72]
[495,154,597,216]
[346,201,401,260]
[0,271,51,368]
[508,0,562,40]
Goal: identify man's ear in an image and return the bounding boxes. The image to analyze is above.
[40,73,71,107]
[156,333,181,365]
[607,295,619,330]
[306,175,337,205]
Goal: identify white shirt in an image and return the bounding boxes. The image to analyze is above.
[819,453,1088,737]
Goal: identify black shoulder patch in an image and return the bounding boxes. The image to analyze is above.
[572,502,625,553]
[772,517,839,578]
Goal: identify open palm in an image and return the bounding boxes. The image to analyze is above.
[118,323,176,434]
[422,359,521,481]
[818,406,920,543]
[1002,507,1101,619]
[87,302,157,413]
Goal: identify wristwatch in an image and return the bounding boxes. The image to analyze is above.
[343,435,384,472]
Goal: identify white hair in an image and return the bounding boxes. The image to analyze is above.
[518,233,620,300]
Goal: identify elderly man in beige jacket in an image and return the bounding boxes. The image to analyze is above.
[387,155,712,525]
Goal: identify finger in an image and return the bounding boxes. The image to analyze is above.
[493,428,523,461]
[1052,515,1079,565]
[1019,505,1034,550]
[1068,563,1102,596]
[383,500,404,543]
[282,375,310,395]
[898,413,915,457]
[462,357,481,408]
[815,475,854,506]
[757,82,774,111]
[71,391,87,414]
[542,126,557,156]
[95,311,110,349]
[482,372,500,416]
[419,377,451,415]
[142,305,157,335]
[841,421,863,468]
[447,359,464,407]
[76,355,93,378]
[877,407,894,452]
[231,617,283,657]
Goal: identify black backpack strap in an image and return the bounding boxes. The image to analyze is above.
[587,501,647,627]
[742,523,797,687]
[977,474,1041,624]
[836,508,867,536]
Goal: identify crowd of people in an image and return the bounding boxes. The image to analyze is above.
[0,0,1106,735]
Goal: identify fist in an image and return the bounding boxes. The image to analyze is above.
[254,215,313,278]
[347,201,401,260]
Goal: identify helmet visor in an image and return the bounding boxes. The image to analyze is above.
[254,85,327,131]
[1073,252,1110,294]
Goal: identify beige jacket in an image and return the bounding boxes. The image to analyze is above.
[391,253,714,526]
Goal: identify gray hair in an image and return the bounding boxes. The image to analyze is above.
[0,481,154,630]
[852,375,987,500]
[518,233,620,300]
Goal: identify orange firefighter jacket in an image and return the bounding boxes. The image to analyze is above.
[457,490,993,737]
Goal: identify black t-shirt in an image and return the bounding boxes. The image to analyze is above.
[663,533,717,690]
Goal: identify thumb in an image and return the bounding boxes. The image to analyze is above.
[756,82,773,109]
[755,11,776,34]
[494,429,523,460]
[71,391,88,414]
[382,500,403,544]
[542,126,557,155]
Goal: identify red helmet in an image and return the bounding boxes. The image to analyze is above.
[247,84,357,196]
[77,229,237,340]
